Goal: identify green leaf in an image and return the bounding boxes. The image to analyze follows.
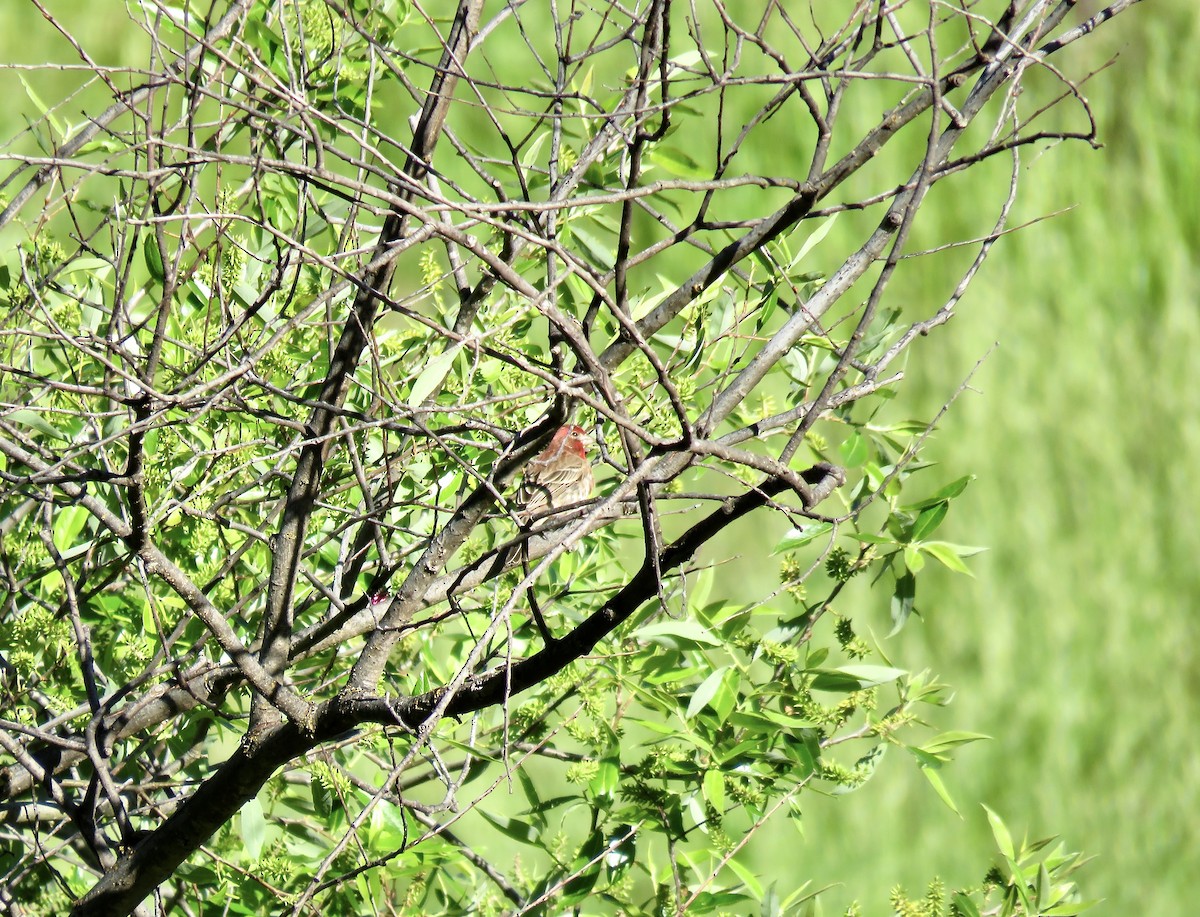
[604,825,636,873]
[839,431,869,467]
[687,666,729,720]
[888,570,916,636]
[791,213,838,265]
[903,544,925,573]
[641,660,705,687]
[708,668,739,722]
[854,744,885,782]
[567,223,612,265]
[140,596,155,635]
[778,881,823,913]
[921,541,977,575]
[782,737,818,778]
[142,234,165,282]
[848,532,898,545]
[829,744,885,795]
[479,810,541,847]
[759,708,819,730]
[775,522,833,552]
[240,798,266,861]
[724,855,765,899]
[60,257,115,279]
[702,768,725,812]
[984,804,1016,861]
[519,130,548,169]
[908,747,942,768]
[17,73,64,139]
[1042,900,1104,915]
[573,66,594,110]
[515,769,544,825]
[53,505,89,555]
[561,830,605,902]
[407,342,462,407]
[921,731,991,756]
[637,620,722,648]
[910,501,948,541]
[860,324,904,368]
[904,475,973,510]
[952,891,982,917]
[311,778,333,817]
[5,409,67,440]
[919,764,960,814]
[688,566,715,613]
[647,144,707,179]
[589,756,620,799]
[367,805,409,852]
[666,50,704,72]
[932,540,988,557]
[809,665,906,692]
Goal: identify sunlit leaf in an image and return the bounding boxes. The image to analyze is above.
[687,666,729,719]
[702,768,725,812]
[904,475,973,510]
[910,501,948,541]
[239,798,266,861]
[637,620,722,648]
[984,804,1016,862]
[809,665,906,692]
[919,764,960,814]
[775,522,834,552]
[406,342,462,407]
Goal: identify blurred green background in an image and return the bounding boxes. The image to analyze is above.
[782,5,1200,916]
[2,2,1195,914]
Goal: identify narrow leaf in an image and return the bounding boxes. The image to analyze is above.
[1042,900,1104,916]
[637,620,722,648]
[809,665,906,692]
[775,522,833,552]
[143,234,165,282]
[904,475,973,510]
[910,501,948,541]
[792,213,838,265]
[17,73,64,138]
[479,810,541,846]
[920,765,960,815]
[406,342,462,407]
[240,798,266,861]
[888,570,916,636]
[839,431,868,467]
[703,768,725,812]
[984,804,1016,861]
[687,666,729,720]
[921,731,991,755]
[952,892,982,917]
[921,541,976,575]
[6,408,67,440]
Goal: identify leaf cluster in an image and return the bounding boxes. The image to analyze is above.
[0,0,1134,913]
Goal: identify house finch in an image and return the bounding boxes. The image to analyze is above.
[517,424,594,523]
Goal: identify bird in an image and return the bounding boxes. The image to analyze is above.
[516,424,595,524]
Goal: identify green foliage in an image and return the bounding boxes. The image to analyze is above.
[0,0,1142,914]
[867,809,1096,917]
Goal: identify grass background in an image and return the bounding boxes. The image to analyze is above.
[2,2,1196,914]
[777,5,1200,915]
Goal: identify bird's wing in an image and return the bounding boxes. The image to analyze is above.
[524,457,587,489]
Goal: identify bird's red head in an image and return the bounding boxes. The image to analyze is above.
[552,424,592,456]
